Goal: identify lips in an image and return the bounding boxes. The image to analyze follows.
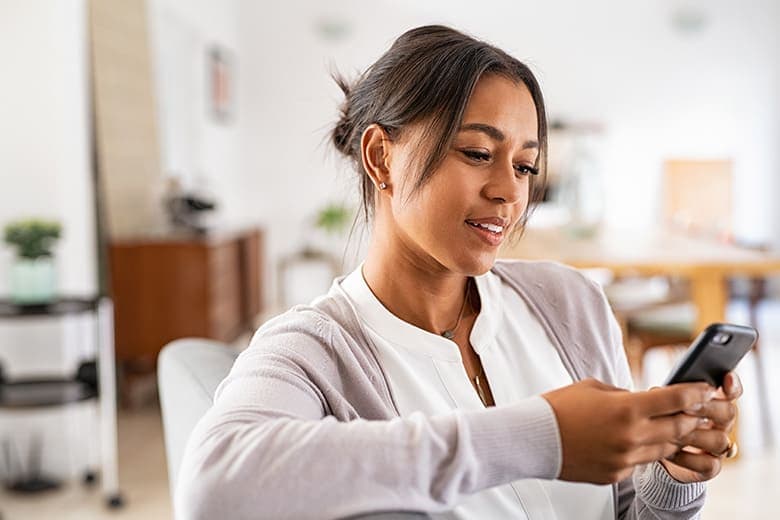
[466,221,504,233]
[466,216,508,226]
[465,217,508,246]
[465,216,508,231]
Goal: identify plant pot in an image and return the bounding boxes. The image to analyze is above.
[9,257,57,304]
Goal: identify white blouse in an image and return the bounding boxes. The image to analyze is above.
[339,265,614,520]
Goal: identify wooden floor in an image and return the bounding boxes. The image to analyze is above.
[2,300,780,519]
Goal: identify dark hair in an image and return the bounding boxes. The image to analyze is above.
[332,24,548,239]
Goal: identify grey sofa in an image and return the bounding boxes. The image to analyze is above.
[157,338,429,519]
[158,338,238,494]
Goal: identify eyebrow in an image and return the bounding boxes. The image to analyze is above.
[458,123,539,149]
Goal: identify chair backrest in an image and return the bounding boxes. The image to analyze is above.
[663,159,732,238]
[157,338,238,494]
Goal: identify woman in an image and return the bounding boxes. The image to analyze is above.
[177,25,741,519]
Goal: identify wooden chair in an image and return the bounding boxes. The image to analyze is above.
[620,159,732,377]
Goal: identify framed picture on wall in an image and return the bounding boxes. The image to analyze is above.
[207,45,235,123]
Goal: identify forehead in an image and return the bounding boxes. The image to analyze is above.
[460,74,538,141]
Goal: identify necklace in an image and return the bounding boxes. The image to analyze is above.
[441,278,471,340]
[472,364,489,406]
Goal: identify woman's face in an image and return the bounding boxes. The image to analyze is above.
[383,74,539,276]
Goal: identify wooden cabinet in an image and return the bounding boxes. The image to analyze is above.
[109,229,263,367]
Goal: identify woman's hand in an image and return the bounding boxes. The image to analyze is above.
[542,378,715,484]
[660,371,743,483]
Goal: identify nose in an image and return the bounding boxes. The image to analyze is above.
[482,161,527,205]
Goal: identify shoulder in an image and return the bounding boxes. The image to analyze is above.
[254,305,334,340]
[239,292,396,418]
[492,258,610,322]
[235,301,357,396]
[241,289,378,379]
[244,301,342,360]
[492,259,603,301]
[492,259,626,382]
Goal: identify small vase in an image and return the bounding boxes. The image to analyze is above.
[9,257,57,304]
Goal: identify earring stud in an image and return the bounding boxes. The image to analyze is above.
[379,182,387,190]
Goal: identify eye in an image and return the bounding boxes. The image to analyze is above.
[514,164,539,176]
[462,149,491,162]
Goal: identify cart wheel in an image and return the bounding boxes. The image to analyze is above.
[107,493,125,509]
[83,470,98,486]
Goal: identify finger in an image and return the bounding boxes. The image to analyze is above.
[635,383,715,417]
[638,414,705,445]
[722,372,743,400]
[629,441,680,466]
[679,428,731,457]
[665,450,721,480]
[688,399,738,430]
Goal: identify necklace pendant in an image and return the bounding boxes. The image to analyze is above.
[441,329,455,340]
[474,374,488,406]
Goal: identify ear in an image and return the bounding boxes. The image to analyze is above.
[360,124,391,191]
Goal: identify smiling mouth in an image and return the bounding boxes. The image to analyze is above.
[465,220,506,247]
[465,220,504,234]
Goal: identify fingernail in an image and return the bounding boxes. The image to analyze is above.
[698,417,710,426]
[707,390,717,400]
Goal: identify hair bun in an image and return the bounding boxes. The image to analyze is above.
[332,113,353,157]
[331,73,355,157]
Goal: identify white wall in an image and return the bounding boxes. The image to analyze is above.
[0,0,97,479]
[238,0,780,300]
[0,0,96,296]
[237,0,425,305]
[147,0,247,225]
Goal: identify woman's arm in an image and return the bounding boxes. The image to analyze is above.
[175,314,562,520]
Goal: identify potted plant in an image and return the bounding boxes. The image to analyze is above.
[310,203,355,258]
[3,218,62,304]
[277,204,353,308]
[315,203,352,236]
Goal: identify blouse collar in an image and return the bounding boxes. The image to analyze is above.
[336,264,503,361]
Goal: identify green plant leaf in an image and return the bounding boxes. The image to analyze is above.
[315,204,352,235]
[3,218,62,259]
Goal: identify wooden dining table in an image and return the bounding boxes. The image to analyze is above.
[500,226,780,335]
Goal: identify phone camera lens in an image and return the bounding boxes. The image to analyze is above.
[713,332,731,344]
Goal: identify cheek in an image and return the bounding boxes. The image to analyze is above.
[394,190,452,233]
[420,172,474,222]
[392,177,467,241]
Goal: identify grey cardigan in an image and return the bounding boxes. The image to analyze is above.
[176,260,705,519]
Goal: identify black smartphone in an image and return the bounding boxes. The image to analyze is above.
[664,323,758,387]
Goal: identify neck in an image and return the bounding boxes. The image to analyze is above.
[361,231,474,336]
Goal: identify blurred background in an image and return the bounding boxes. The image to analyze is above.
[1,0,779,518]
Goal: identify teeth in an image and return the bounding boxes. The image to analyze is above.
[468,221,503,233]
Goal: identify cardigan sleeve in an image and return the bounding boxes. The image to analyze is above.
[584,278,707,519]
[174,311,563,520]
